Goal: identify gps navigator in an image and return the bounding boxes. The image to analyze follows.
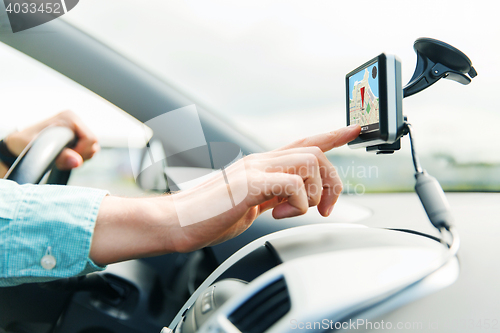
[346,53,403,148]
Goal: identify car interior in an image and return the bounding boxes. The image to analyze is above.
[0,1,499,333]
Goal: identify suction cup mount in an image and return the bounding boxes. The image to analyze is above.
[403,38,477,98]
[369,38,477,154]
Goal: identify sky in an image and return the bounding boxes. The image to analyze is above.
[0,0,498,162]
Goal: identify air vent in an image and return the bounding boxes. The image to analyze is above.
[228,277,291,333]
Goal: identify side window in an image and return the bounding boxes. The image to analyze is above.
[0,42,148,195]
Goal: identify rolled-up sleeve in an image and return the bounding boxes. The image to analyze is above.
[0,179,109,287]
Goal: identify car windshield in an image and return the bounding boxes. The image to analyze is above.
[63,0,500,193]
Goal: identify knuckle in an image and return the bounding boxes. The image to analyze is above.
[293,137,308,147]
[290,174,303,188]
[327,130,341,141]
[89,135,99,144]
[297,204,308,215]
[59,110,74,117]
[243,155,259,170]
[303,153,319,166]
[308,196,321,207]
[309,146,323,156]
[243,153,259,164]
[309,187,322,204]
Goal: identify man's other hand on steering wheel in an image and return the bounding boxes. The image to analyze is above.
[0,110,100,177]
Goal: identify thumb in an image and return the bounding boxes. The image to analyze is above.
[55,148,84,170]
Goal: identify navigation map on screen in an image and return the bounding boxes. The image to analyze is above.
[349,62,380,133]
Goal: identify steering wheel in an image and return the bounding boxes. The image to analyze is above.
[4,126,76,185]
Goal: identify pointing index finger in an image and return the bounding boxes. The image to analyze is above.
[277,124,361,153]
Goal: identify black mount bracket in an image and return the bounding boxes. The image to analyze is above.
[403,37,477,98]
[368,37,477,154]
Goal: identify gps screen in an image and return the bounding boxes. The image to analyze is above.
[348,62,380,134]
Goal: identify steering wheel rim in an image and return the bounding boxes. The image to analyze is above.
[4,126,76,185]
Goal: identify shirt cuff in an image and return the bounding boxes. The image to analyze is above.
[0,180,109,286]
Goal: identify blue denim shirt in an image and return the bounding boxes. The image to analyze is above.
[0,179,108,286]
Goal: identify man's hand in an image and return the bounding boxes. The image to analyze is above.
[4,110,99,171]
[169,124,361,252]
[91,124,361,265]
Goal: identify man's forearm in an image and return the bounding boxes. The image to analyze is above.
[90,195,178,266]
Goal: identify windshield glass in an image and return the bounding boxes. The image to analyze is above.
[63,0,500,192]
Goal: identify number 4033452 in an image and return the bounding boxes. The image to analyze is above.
[5,2,62,14]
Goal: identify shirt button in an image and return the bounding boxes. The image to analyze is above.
[41,247,57,270]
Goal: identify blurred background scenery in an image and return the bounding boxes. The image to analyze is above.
[0,0,498,195]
